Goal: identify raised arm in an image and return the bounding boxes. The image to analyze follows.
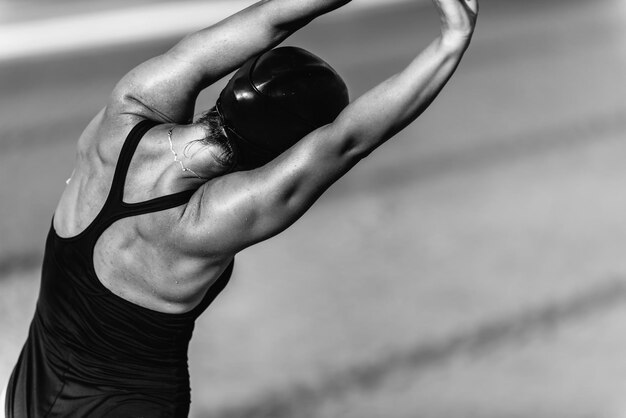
[180,0,478,255]
[333,0,478,153]
[108,0,351,123]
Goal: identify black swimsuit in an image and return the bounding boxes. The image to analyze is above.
[5,120,233,417]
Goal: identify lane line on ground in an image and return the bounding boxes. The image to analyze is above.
[210,278,626,418]
[0,0,414,63]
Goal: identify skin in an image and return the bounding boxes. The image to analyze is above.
[52,0,479,315]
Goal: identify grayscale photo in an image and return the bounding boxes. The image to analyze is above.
[0,0,624,416]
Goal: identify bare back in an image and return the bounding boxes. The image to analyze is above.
[53,111,233,315]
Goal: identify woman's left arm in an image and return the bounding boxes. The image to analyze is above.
[107,0,352,123]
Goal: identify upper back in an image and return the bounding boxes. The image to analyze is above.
[54,110,175,238]
[53,110,232,314]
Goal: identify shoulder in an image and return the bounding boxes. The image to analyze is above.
[75,108,137,156]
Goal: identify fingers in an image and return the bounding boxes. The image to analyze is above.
[432,0,478,16]
[432,0,478,33]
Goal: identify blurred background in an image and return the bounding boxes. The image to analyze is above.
[1,0,626,416]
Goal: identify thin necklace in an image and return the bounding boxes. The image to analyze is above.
[167,127,205,180]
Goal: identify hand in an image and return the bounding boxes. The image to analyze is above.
[432,0,478,42]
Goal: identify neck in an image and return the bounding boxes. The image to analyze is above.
[167,124,233,183]
[167,126,206,180]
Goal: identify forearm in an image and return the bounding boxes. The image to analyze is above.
[169,0,351,85]
[265,0,352,29]
[335,34,470,159]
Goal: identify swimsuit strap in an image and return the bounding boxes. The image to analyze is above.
[70,120,196,245]
[100,118,196,223]
[107,119,164,205]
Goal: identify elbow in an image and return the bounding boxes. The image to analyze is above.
[327,116,373,165]
[337,134,371,165]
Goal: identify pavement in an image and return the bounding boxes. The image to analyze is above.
[1,0,626,417]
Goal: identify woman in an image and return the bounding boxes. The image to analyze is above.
[5,0,478,416]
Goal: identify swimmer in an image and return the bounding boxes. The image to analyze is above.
[5,0,478,416]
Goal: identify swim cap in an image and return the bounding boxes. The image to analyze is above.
[217,46,349,168]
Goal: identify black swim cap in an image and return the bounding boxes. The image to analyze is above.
[217,46,349,168]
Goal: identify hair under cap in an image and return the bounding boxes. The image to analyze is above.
[217,46,349,168]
